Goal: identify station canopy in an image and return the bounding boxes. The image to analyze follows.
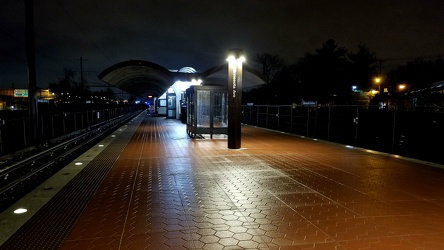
[98,60,266,98]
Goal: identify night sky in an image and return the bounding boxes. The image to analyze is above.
[1,0,443,88]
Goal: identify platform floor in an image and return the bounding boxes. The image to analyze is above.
[1,113,444,249]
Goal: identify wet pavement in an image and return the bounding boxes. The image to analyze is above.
[2,114,444,249]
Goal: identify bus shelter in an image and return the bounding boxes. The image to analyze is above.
[185,85,228,138]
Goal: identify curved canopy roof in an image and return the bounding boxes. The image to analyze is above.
[98,60,174,97]
[202,64,267,90]
[98,60,266,98]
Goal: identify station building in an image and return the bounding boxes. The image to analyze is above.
[98,60,267,119]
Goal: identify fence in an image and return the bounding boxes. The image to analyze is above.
[242,104,444,165]
[0,106,138,156]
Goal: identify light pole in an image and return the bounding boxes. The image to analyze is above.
[26,0,39,143]
[227,49,245,149]
[374,76,381,93]
[398,84,406,92]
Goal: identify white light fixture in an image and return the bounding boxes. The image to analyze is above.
[191,79,202,85]
[14,208,28,214]
[226,55,246,63]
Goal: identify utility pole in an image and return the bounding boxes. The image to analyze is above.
[378,59,382,75]
[26,0,39,144]
[77,57,89,91]
[79,56,90,127]
[80,56,84,90]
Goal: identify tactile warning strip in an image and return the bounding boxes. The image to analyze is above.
[0,117,143,249]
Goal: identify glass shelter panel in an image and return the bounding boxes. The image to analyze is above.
[197,90,211,128]
[186,85,228,138]
[187,90,194,125]
[214,92,228,128]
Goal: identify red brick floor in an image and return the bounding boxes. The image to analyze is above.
[55,116,444,249]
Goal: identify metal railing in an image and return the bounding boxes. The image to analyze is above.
[0,106,139,156]
[242,104,444,165]
[0,109,142,212]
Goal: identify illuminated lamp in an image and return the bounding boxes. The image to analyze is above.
[226,48,245,149]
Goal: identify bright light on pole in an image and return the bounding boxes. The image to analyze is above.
[226,55,245,64]
[374,77,381,93]
[398,84,406,91]
[374,77,381,83]
[227,48,244,149]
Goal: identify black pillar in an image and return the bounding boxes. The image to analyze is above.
[26,0,39,143]
[227,49,244,149]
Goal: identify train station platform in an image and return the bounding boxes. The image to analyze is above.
[1,112,444,249]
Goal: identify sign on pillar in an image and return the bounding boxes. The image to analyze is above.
[227,48,245,149]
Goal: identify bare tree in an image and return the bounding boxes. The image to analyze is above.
[254,53,285,84]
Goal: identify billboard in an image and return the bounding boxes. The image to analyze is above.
[14,89,28,97]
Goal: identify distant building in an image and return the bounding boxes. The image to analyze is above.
[0,88,55,111]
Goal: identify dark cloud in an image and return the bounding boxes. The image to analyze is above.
[1,0,443,88]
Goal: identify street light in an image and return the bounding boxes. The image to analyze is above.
[398,84,406,91]
[374,76,381,93]
[227,48,245,149]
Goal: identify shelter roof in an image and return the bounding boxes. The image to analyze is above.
[98,60,266,98]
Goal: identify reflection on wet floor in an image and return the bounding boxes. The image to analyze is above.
[2,115,444,249]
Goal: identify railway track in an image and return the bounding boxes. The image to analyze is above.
[0,110,142,212]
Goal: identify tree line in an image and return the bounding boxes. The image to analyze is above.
[246,39,444,106]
